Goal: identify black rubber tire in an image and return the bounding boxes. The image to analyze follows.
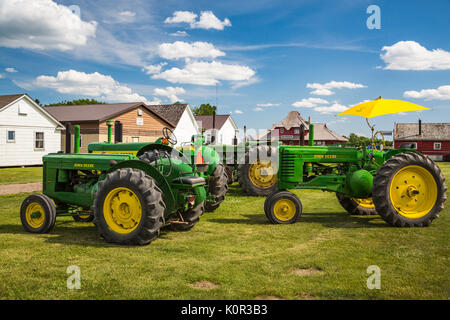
[170,202,204,231]
[204,163,229,212]
[93,168,166,245]
[225,166,235,185]
[139,150,159,163]
[264,191,302,224]
[373,152,447,227]
[238,145,278,196]
[72,214,94,222]
[336,193,377,216]
[20,194,56,233]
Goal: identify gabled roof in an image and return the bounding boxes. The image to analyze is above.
[0,93,27,110]
[148,104,188,126]
[394,122,450,141]
[45,102,175,127]
[305,123,348,142]
[195,114,234,130]
[271,111,309,130]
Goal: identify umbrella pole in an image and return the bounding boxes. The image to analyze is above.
[366,118,375,149]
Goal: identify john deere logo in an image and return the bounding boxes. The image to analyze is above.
[74,163,94,168]
[314,155,337,159]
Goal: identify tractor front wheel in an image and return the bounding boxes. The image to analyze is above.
[93,168,166,245]
[336,193,377,216]
[205,163,228,212]
[20,194,56,233]
[264,191,302,224]
[373,152,447,227]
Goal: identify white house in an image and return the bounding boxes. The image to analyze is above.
[0,94,64,167]
[148,103,199,145]
[195,114,238,145]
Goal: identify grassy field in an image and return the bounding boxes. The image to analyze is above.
[0,163,448,300]
[0,167,42,185]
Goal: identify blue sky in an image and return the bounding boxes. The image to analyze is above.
[0,0,449,138]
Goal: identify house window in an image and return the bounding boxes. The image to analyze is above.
[137,108,143,116]
[280,128,284,134]
[132,137,139,143]
[7,131,15,143]
[434,142,441,150]
[294,128,300,134]
[35,132,44,150]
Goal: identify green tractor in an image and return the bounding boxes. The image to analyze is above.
[89,123,228,212]
[264,123,447,227]
[20,123,208,245]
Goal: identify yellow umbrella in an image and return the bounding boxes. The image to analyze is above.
[338,96,431,118]
[337,97,431,149]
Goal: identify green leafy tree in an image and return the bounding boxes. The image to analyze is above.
[343,133,392,147]
[46,99,106,106]
[192,103,217,116]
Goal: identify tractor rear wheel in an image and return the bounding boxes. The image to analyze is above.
[264,191,302,224]
[93,168,166,245]
[224,166,235,185]
[336,193,377,216]
[205,162,228,212]
[72,213,94,222]
[20,194,56,233]
[238,146,278,196]
[170,202,204,231]
[373,152,447,227]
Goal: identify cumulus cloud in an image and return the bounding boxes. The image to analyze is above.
[0,0,97,51]
[5,67,17,73]
[33,69,150,103]
[153,86,186,103]
[313,103,348,114]
[404,85,450,100]
[306,81,366,96]
[157,41,225,60]
[152,60,255,86]
[381,41,450,70]
[142,62,167,75]
[169,31,188,37]
[164,10,231,30]
[292,97,329,108]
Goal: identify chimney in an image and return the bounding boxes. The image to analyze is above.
[308,116,311,125]
[419,119,422,136]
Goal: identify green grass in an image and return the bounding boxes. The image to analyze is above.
[0,167,42,185]
[0,163,449,300]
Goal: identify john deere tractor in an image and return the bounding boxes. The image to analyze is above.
[264,123,447,227]
[89,123,228,212]
[20,123,207,245]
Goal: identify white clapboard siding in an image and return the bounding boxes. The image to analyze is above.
[174,108,199,145]
[219,118,238,145]
[0,96,63,167]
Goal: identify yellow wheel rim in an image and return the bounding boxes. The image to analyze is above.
[25,202,45,229]
[103,187,142,234]
[248,160,277,189]
[352,197,375,208]
[389,165,437,219]
[273,198,296,221]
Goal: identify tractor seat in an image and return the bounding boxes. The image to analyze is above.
[172,176,206,185]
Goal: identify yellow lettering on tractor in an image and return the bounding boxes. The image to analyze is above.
[74,163,94,168]
[314,155,337,159]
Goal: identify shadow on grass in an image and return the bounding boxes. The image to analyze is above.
[210,212,391,229]
[225,185,249,197]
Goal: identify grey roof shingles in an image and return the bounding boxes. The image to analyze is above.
[195,114,231,130]
[147,104,188,126]
[394,123,450,141]
[0,93,26,110]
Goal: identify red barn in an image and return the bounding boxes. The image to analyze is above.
[260,111,348,145]
[394,121,450,161]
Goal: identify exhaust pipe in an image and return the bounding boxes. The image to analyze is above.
[65,122,72,154]
[114,120,123,143]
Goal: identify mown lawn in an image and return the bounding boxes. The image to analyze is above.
[0,163,448,300]
[0,167,42,185]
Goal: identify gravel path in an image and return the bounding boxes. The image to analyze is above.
[0,182,42,195]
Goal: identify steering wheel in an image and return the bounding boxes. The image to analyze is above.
[155,150,173,177]
[373,131,386,152]
[162,127,177,145]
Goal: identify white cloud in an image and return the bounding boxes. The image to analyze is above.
[169,31,188,37]
[231,76,259,89]
[153,60,255,86]
[157,41,225,60]
[381,41,450,70]
[233,109,243,114]
[164,11,197,24]
[33,69,150,103]
[5,67,17,73]
[142,62,167,75]
[313,103,348,114]
[292,97,329,108]
[153,86,186,103]
[119,11,136,17]
[253,107,263,112]
[191,11,231,30]
[257,103,280,107]
[164,10,231,30]
[0,0,97,51]
[306,81,366,96]
[0,74,4,79]
[404,85,450,100]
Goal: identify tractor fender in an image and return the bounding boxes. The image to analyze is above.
[136,143,190,163]
[108,159,176,214]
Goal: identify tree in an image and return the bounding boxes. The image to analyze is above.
[192,103,217,116]
[34,99,42,106]
[343,133,393,147]
[46,98,106,106]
